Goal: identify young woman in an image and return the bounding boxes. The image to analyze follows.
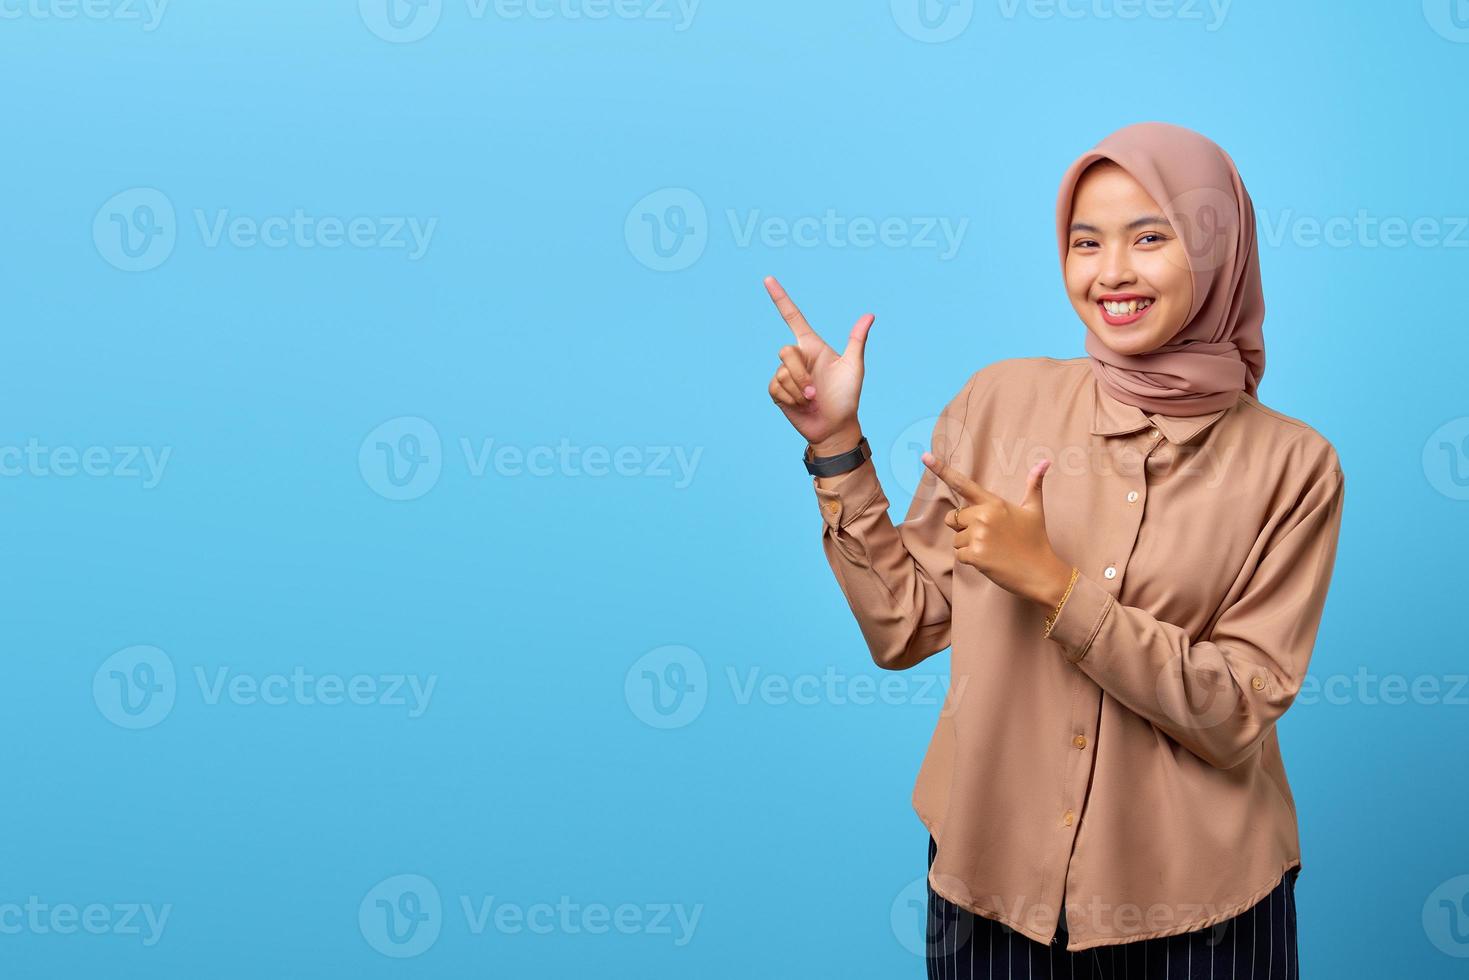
[764,122,1344,978]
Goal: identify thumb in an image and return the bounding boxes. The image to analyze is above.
[1022,458,1051,512]
[842,313,875,365]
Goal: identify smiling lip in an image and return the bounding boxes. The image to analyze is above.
[1097,294,1154,326]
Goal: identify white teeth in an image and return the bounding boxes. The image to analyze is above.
[1102,299,1152,316]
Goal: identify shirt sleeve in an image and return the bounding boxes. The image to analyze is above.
[1044,458,1346,770]
[811,371,981,671]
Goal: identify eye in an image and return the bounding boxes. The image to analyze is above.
[1071,238,1099,250]
[1136,232,1169,246]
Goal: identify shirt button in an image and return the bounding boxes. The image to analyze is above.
[1062,810,1075,827]
[1147,427,1160,439]
[1126,490,1139,503]
[1103,565,1117,580]
[1073,734,1087,749]
[825,501,839,515]
[1251,676,1266,690]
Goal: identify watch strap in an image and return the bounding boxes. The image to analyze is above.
[804,436,871,477]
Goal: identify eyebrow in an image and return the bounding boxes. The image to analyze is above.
[1069,214,1171,234]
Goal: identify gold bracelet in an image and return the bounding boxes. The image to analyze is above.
[1042,566,1079,638]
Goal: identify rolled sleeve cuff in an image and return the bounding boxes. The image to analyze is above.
[812,456,884,531]
[1045,571,1114,664]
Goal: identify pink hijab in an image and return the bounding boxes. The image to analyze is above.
[1055,122,1266,416]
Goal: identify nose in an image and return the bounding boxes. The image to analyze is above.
[1096,244,1137,290]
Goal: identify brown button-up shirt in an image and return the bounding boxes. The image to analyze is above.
[811,355,1346,952]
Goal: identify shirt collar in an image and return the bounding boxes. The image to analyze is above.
[1090,377,1231,445]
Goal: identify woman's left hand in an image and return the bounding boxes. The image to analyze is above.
[921,451,1074,610]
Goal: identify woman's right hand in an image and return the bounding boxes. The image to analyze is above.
[762,275,874,457]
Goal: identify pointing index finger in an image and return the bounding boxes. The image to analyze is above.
[763,275,819,342]
[921,451,996,506]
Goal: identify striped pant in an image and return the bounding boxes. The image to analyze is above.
[924,836,1300,979]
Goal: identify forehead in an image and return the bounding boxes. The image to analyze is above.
[1070,161,1164,217]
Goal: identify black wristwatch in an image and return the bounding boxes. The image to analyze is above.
[803,436,871,477]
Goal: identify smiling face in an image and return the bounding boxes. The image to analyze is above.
[1064,161,1194,356]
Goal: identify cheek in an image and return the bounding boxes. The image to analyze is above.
[1148,252,1193,309]
[1152,281,1192,340]
[1162,277,1193,331]
[1064,263,1091,304]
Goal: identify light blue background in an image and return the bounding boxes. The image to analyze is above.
[2,0,1466,975]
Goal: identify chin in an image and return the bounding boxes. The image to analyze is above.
[1080,307,1181,357]
[1092,327,1162,356]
